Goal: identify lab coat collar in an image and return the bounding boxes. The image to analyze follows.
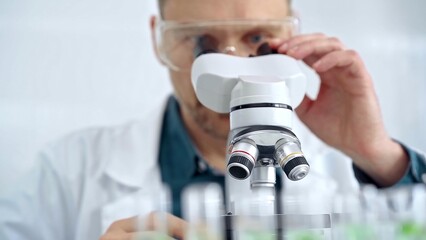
[102,97,169,189]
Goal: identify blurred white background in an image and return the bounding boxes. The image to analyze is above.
[0,0,425,192]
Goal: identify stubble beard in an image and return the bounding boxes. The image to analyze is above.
[184,99,230,141]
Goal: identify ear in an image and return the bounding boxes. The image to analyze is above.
[150,15,166,66]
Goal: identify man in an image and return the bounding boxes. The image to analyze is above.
[1,0,425,239]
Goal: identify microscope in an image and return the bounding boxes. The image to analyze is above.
[191,43,312,239]
[188,41,426,240]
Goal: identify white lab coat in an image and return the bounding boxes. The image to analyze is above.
[0,98,359,240]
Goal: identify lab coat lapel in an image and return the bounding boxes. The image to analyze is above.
[102,99,168,188]
[100,98,169,232]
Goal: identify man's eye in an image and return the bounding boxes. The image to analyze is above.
[248,34,264,44]
[193,34,219,58]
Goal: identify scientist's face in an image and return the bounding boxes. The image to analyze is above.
[154,0,290,140]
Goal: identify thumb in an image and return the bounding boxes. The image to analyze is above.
[295,95,314,120]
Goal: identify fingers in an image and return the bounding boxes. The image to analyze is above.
[101,213,188,240]
[273,34,367,80]
[270,33,327,50]
[99,231,132,240]
[312,50,365,76]
[100,231,174,240]
[133,231,174,240]
[277,35,344,59]
[145,212,188,238]
[287,37,345,60]
[271,34,346,68]
[167,214,188,238]
[106,216,138,233]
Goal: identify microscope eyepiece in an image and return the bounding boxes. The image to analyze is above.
[256,42,278,56]
[193,35,219,58]
[227,139,259,180]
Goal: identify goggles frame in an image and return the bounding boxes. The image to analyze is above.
[154,16,300,71]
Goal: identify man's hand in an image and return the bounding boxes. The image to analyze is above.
[100,212,187,240]
[270,34,409,187]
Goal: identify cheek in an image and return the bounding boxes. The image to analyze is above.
[169,70,197,104]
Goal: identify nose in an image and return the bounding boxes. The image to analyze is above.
[223,46,237,55]
[193,35,255,58]
[220,42,253,57]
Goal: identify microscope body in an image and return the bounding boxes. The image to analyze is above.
[226,75,309,183]
[224,75,309,221]
[189,51,426,240]
[191,53,310,238]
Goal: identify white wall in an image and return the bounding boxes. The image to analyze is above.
[293,0,426,148]
[1,0,425,191]
[0,0,171,191]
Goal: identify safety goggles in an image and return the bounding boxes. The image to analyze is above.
[154,17,300,72]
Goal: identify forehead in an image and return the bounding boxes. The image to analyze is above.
[163,0,289,21]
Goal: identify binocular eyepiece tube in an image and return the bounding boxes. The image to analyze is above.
[227,135,309,181]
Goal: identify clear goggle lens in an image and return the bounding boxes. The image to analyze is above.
[155,17,300,72]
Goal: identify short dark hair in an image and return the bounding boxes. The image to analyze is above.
[158,0,291,18]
